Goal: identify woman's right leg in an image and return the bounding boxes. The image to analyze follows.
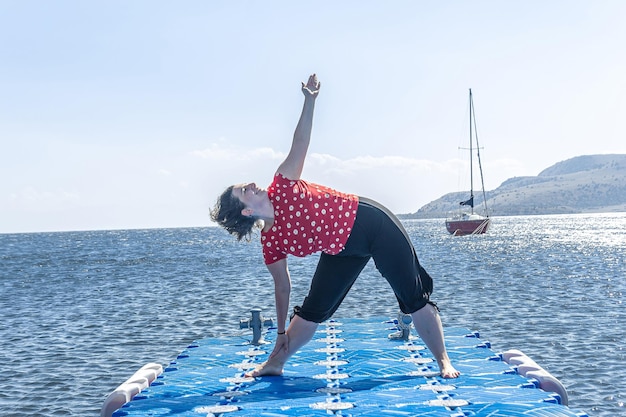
[298,252,371,323]
[247,314,319,376]
[249,253,370,377]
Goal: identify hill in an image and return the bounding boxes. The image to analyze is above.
[403,154,626,218]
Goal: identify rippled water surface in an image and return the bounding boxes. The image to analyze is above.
[0,213,624,416]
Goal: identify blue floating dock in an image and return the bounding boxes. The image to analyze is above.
[103,315,588,417]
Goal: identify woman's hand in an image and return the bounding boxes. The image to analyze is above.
[269,333,289,358]
[301,74,320,98]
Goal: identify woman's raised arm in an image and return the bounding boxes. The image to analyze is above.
[276,74,320,180]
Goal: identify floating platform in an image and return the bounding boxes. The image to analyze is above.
[103,314,588,417]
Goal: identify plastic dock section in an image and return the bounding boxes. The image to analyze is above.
[103,312,588,417]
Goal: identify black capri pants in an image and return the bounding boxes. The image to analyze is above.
[296,197,435,323]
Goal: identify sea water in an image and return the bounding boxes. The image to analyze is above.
[0,213,624,416]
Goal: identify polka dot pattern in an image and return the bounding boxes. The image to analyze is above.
[261,173,358,265]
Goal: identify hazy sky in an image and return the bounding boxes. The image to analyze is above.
[2,1,625,233]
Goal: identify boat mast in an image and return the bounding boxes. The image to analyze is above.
[470,90,490,217]
[469,89,475,215]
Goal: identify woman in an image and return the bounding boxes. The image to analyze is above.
[210,74,460,379]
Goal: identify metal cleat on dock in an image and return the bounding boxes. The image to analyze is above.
[388,312,413,341]
[239,308,274,345]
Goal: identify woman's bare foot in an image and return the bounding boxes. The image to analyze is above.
[439,359,460,379]
[245,360,284,377]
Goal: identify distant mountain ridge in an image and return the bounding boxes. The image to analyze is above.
[403,154,626,218]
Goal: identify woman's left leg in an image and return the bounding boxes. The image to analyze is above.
[411,303,459,378]
[359,199,460,378]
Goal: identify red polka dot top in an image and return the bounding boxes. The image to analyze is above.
[261,173,359,265]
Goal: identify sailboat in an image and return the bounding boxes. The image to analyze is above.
[445,89,491,236]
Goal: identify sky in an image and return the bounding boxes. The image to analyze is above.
[1,1,625,233]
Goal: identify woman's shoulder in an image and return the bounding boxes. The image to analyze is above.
[274,171,300,182]
[270,172,306,191]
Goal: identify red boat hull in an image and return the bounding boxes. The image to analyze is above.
[445,218,490,236]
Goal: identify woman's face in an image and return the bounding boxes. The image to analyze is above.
[232,183,269,213]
